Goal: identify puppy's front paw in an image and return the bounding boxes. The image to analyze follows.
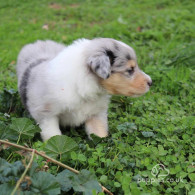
[88,55,111,79]
[40,131,62,141]
[88,132,108,140]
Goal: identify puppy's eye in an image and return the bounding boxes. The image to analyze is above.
[126,67,134,75]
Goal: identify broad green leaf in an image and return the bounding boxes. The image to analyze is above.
[20,191,35,195]
[179,171,188,178]
[11,161,24,176]
[189,188,195,195]
[9,118,40,140]
[71,151,77,160]
[117,122,137,134]
[187,166,195,173]
[28,161,39,177]
[0,157,9,167]
[56,169,101,195]
[188,173,195,182]
[44,135,78,159]
[141,131,155,138]
[72,169,102,195]
[0,158,14,183]
[31,171,60,195]
[0,183,14,195]
[158,145,168,156]
[0,158,24,177]
[0,88,18,113]
[132,174,142,182]
[78,154,87,162]
[56,170,74,192]
[114,182,121,187]
[121,174,131,194]
[130,182,141,195]
[99,175,107,183]
[0,121,18,141]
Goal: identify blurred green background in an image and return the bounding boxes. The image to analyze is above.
[0,0,194,89]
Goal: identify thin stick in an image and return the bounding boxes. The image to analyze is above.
[11,149,35,195]
[101,186,113,195]
[0,139,113,195]
[0,139,79,174]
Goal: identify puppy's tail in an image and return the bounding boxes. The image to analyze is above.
[16,40,65,81]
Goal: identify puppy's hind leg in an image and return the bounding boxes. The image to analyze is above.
[85,113,108,139]
[39,116,62,141]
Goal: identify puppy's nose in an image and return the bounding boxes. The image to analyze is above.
[147,81,152,87]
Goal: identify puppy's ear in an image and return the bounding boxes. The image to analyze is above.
[87,54,111,79]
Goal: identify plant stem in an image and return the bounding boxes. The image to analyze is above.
[11,149,35,195]
[7,133,21,162]
[56,153,61,172]
[6,152,13,162]
[0,139,113,195]
[0,139,79,174]
[17,134,21,144]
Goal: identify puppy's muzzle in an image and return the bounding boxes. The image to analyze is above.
[148,81,152,87]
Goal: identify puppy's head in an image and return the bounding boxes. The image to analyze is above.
[87,38,152,97]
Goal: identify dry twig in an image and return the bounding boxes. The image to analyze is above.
[0,139,113,195]
[11,149,35,195]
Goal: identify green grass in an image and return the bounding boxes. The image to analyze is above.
[0,0,195,194]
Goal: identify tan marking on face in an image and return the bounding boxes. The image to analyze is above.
[114,60,137,73]
[85,117,108,138]
[100,60,151,97]
[126,60,136,68]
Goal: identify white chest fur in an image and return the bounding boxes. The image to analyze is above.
[59,94,110,127]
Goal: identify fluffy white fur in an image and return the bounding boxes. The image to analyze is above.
[17,38,151,141]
